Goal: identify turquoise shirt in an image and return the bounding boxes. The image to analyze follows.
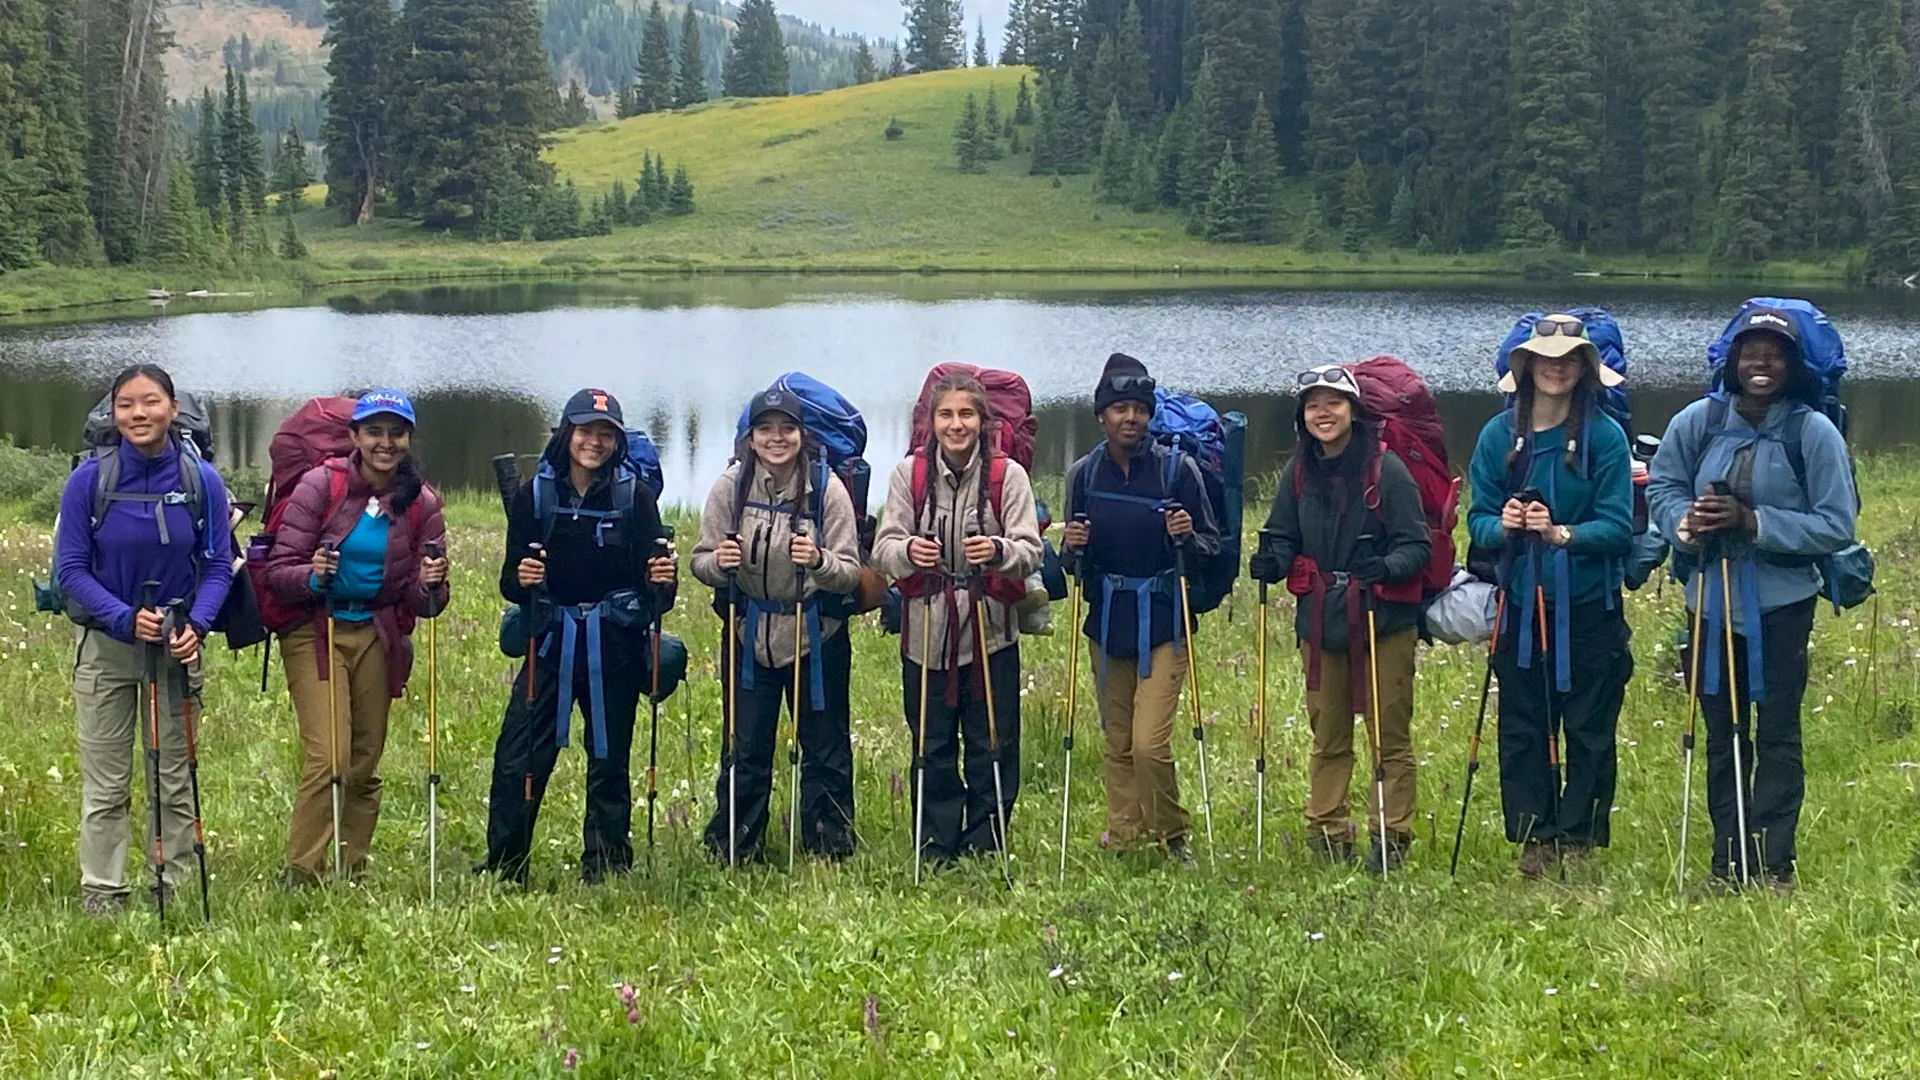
[314,502,389,621]
[1466,409,1634,605]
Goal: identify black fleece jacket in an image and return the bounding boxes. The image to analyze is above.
[1261,434,1429,651]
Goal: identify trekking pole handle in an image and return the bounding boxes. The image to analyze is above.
[423,542,445,617]
[317,542,337,593]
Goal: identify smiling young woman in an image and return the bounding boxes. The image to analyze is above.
[871,371,1043,867]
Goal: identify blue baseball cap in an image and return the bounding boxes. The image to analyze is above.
[352,389,417,425]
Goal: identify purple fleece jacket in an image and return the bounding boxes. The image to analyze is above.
[54,440,235,642]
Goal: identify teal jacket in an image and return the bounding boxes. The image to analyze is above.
[1467,409,1634,605]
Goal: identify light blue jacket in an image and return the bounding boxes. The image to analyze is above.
[1647,394,1856,633]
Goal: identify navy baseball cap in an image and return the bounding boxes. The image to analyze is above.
[351,389,416,425]
[563,387,625,428]
[747,387,803,426]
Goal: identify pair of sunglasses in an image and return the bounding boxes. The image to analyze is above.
[1295,367,1359,392]
[1532,315,1587,339]
[1107,374,1156,394]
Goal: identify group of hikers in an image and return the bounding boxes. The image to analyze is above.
[51,295,1868,917]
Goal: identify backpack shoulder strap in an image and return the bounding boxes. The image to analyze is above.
[985,453,1008,523]
[811,457,830,535]
[612,464,638,517]
[729,458,753,535]
[910,452,931,528]
[1782,405,1810,494]
[531,461,559,544]
[88,447,119,530]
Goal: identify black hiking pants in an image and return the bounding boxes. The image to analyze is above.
[1684,596,1815,880]
[704,625,856,861]
[902,643,1023,862]
[1491,597,1632,847]
[481,627,648,882]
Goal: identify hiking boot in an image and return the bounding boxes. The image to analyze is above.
[1517,840,1553,880]
[1308,829,1356,866]
[1559,841,1593,864]
[281,866,323,892]
[1365,834,1411,875]
[1165,836,1197,866]
[80,890,128,917]
[1767,871,1796,897]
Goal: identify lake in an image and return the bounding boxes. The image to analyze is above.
[5,275,1920,502]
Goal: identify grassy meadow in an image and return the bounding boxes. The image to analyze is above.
[0,447,1917,1077]
[0,68,1862,319]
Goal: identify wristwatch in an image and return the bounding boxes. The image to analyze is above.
[1555,524,1573,547]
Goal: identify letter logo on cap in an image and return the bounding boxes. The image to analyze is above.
[1749,312,1791,330]
[592,392,609,412]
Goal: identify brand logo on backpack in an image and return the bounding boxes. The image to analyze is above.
[1745,312,1792,331]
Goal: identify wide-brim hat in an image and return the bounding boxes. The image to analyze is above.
[1500,314,1626,393]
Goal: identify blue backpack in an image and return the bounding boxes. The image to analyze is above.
[1497,307,1631,432]
[734,372,873,525]
[530,427,663,547]
[1702,297,1871,611]
[1073,388,1247,616]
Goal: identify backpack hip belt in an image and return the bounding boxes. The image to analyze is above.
[738,595,827,712]
[1287,556,1374,715]
[1096,570,1179,679]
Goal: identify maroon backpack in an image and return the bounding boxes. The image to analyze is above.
[1348,356,1460,601]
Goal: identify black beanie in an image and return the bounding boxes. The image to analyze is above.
[1094,352,1156,415]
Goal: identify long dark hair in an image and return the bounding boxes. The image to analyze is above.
[109,364,177,402]
[735,410,821,523]
[1505,354,1602,478]
[918,372,996,530]
[353,416,425,515]
[1288,393,1375,502]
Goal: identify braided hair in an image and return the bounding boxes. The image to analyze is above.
[918,372,996,533]
[1505,353,1602,480]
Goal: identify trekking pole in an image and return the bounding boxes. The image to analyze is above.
[1450,592,1504,878]
[968,529,1013,887]
[140,582,167,921]
[912,533,935,885]
[1719,554,1752,886]
[1362,590,1390,879]
[646,534,671,874]
[788,515,808,874]
[170,602,212,921]
[724,532,741,869]
[1676,560,1707,894]
[1254,541,1271,864]
[1527,536,1562,872]
[1058,513,1087,885]
[1171,527,1215,869]
[423,541,444,901]
[318,542,344,881]
[523,542,545,832]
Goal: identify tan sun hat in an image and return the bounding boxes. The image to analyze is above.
[1499,313,1627,393]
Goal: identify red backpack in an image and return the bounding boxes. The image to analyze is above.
[902,363,1040,608]
[1347,356,1460,602]
[246,397,419,634]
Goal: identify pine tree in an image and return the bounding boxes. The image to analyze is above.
[1709,0,1802,261]
[0,161,39,270]
[561,80,591,127]
[1499,0,1603,247]
[393,0,554,229]
[194,89,225,211]
[675,5,709,106]
[1299,192,1329,251]
[649,152,671,212]
[1635,0,1700,254]
[278,205,309,258]
[1840,0,1906,241]
[322,0,400,225]
[1419,0,1511,252]
[155,157,209,267]
[1868,104,1920,276]
[981,87,1006,160]
[1001,0,1029,64]
[724,0,790,97]
[1178,55,1225,209]
[973,19,989,67]
[1193,0,1283,143]
[1111,1,1153,132]
[1339,157,1371,251]
[888,50,906,78]
[637,0,675,112]
[1387,176,1416,247]
[272,122,314,209]
[669,162,696,213]
[11,0,96,266]
[608,179,631,225]
[1126,138,1159,212]
[1241,95,1280,242]
[954,93,989,173]
[616,86,640,119]
[1095,100,1132,202]
[1014,75,1034,124]
[1203,141,1247,242]
[854,39,879,84]
[904,0,963,71]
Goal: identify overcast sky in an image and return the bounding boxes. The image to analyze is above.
[781,0,1009,54]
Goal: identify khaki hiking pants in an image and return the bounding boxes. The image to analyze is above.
[282,620,390,880]
[1099,641,1192,845]
[75,628,201,901]
[1301,627,1418,842]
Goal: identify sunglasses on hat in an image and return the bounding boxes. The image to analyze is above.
[1296,366,1360,393]
[1531,314,1587,340]
[1106,374,1156,394]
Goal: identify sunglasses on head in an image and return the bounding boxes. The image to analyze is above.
[1531,315,1586,340]
[1296,367,1358,392]
[1106,374,1156,394]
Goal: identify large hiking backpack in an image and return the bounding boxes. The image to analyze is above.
[529,427,664,547]
[1344,356,1460,601]
[246,397,424,635]
[730,373,885,615]
[1075,388,1247,616]
[1497,307,1631,432]
[35,391,265,647]
[1702,297,1872,610]
[908,362,1039,469]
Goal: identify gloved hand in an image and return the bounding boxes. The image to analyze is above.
[1248,549,1284,584]
[1351,555,1388,585]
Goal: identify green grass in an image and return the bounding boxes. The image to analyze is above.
[0,68,1867,320]
[2,456,1920,1076]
